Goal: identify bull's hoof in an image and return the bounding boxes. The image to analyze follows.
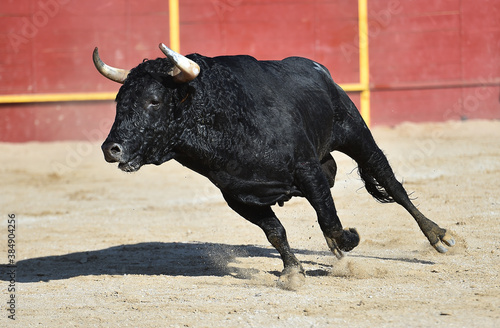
[431,230,455,253]
[324,228,360,259]
[338,228,360,252]
[277,266,305,291]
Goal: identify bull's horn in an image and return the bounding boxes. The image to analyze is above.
[159,43,200,83]
[93,47,130,84]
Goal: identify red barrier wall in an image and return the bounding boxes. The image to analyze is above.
[369,0,500,125]
[1,0,499,141]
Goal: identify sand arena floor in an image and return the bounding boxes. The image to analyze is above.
[1,120,499,327]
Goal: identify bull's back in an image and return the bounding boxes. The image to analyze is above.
[202,55,340,155]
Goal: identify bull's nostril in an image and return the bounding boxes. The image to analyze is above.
[110,145,122,155]
[102,142,124,163]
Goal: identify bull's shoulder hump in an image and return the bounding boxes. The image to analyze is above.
[187,53,324,68]
[186,54,329,75]
[188,54,258,66]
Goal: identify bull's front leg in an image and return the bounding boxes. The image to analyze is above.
[295,161,360,258]
[222,193,306,290]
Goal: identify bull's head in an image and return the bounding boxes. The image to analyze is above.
[93,43,200,172]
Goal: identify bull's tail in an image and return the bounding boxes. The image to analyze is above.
[332,83,399,204]
[357,151,396,204]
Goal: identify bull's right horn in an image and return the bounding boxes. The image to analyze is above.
[159,43,200,83]
[93,47,130,84]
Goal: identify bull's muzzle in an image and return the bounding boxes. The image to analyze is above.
[101,142,124,163]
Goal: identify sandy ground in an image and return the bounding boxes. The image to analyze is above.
[1,119,499,327]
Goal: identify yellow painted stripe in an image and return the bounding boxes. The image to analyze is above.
[169,0,180,53]
[339,83,365,92]
[358,0,371,126]
[0,92,116,104]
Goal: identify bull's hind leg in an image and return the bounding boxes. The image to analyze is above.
[348,140,455,252]
[332,89,454,253]
[222,193,305,289]
[360,152,455,252]
[295,161,360,258]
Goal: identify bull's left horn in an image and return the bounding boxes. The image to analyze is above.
[159,43,200,83]
[93,47,130,84]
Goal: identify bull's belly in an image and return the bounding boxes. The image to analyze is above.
[208,170,303,207]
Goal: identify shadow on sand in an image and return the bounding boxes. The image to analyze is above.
[1,241,435,283]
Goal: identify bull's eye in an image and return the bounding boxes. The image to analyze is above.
[148,100,161,110]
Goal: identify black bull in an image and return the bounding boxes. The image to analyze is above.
[93,44,454,286]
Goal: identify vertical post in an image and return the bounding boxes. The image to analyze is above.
[358,0,371,126]
[169,0,181,52]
